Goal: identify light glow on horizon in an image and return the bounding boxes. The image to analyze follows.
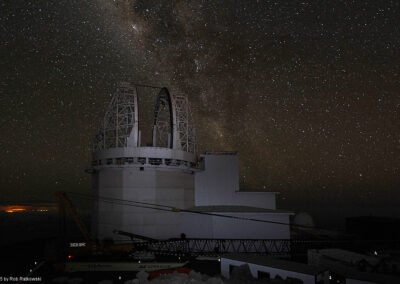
[1,205,56,213]
[4,206,28,213]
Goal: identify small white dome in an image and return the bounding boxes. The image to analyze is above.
[293,212,315,228]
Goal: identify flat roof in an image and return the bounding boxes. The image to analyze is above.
[222,254,326,275]
[203,151,237,155]
[235,191,280,195]
[313,249,400,283]
[318,249,380,266]
[187,205,293,214]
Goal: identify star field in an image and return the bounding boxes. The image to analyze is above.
[0,0,399,208]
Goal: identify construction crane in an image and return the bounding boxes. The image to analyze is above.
[55,191,92,242]
[55,191,135,258]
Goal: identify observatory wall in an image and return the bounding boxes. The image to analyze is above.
[195,153,276,209]
[182,210,291,239]
[92,166,194,241]
[187,152,293,240]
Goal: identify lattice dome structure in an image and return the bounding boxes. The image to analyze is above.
[93,83,196,155]
[94,82,139,150]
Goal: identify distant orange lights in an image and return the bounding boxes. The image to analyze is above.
[0,204,56,213]
[4,206,28,213]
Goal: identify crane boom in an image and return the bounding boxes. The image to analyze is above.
[55,191,92,242]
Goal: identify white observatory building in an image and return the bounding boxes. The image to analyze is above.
[91,82,292,241]
[91,82,197,240]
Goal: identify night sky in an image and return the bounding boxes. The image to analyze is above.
[1,1,399,215]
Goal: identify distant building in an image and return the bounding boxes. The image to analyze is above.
[308,249,400,284]
[221,253,329,284]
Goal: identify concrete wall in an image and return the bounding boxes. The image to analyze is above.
[195,154,239,206]
[92,152,288,241]
[92,167,194,241]
[195,154,276,209]
[231,192,276,210]
[182,212,291,240]
[221,258,320,284]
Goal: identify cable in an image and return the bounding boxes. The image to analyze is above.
[67,192,175,209]
[66,191,343,235]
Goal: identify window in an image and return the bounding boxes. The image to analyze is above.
[229,265,237,275]
[199,157,205,170]
[106,158,113,165]
[257,271,270,279]
[149,158,162,165]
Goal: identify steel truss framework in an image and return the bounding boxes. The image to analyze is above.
[132,239,400,257]
[153,88,196,153]
[171,94,196,153]
[135,239,291,256]
[153,88,172,148]
[94,83,196,154]
[94,83,138,150]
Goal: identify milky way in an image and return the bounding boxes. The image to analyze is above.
[0,0,399,207]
